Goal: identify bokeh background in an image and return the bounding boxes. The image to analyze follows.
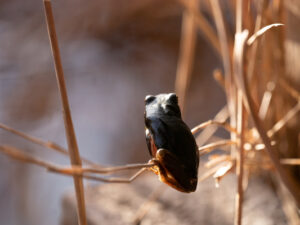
[1,0,300,225]
[0,1,225,224]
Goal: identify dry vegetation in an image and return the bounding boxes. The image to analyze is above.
[0,0,299,225]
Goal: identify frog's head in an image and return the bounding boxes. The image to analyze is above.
[145,93,181,118]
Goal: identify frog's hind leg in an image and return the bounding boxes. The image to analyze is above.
[155,149,197,192]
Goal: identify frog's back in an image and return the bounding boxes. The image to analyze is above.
[144,93,199,178]
[149,115,198,172]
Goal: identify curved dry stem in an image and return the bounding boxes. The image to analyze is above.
[195,106,229,146]
[192,120,237,134]
[175,0,199,115]
[247,0,267,83]
[267,101,300,138]
[176,0,221,55]
[208,0,233,102]
[198,162,227,182]
[0,122,99,166]
[213,161,235,187]
[0,144,153,174]
[247,23,284,46]
[205,155,230,168]
[233,27,300,206]
[0,144,151,182]
[198,140,236,156]
[279,78,300,101]
[70,168,147,184]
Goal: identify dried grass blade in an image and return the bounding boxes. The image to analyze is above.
[267,101,300,137]
[280,158,300,165]
[192,119,237,134]
[198,162,226,182]
[196,105,229,146]
[0,145,148,183]
[234,92,245,225]
[233,28,300,209]
[0,122,98,166]
[258,82,276,120]
[205,155,230,168]
[198,140,236,156]
[247,23,284,46]
[247,0,266,81]
[208,0,233,89]
[233,2,246,224]
[176,0,221,55]
[279,78,300,101]
[0,145,56,168]
[175,0,199,114]
[213,161,234,187]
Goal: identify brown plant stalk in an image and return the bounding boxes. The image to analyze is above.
[175,0,199,115]
[233,1,247,225]
[232,15,300,210]
[43,1,87,224]
[176,0,221,56]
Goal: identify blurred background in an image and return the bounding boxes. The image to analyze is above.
[1,0,300,225]
[0,0,225,224]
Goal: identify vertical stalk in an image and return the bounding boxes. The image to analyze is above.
[43,1,87,225]
[234,1,246,225]
[175,0,199,116]
[234,91,245,225]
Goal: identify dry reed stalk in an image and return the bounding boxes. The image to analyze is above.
[234,92,245,225]
[208,0,232,82]
[0,144,149,183]
[247,23,284,46]
[207,0,235,129]
[233,17,300,211]
[0,122,98,166]
[258,82,276,120]
[192,119,237,134]
[198,140,236,156]
[279,78,300,100]
[196,105,229,146]
[198,161,228,182]
[213,161,234,186]
[242,56,300,206]
[43,1,87,224]
[176,0,221,56]
[233,1,246,224]
[205,155,230,168]
[175,0,199,115]
[267,101,300,137]
[247,0,266,82]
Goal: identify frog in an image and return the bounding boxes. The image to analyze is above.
[144,93,199,193]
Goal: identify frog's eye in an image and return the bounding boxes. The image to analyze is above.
[168,93,178,105]
[145,95,156,104]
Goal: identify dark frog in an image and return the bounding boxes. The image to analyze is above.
[144,93,199,192]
